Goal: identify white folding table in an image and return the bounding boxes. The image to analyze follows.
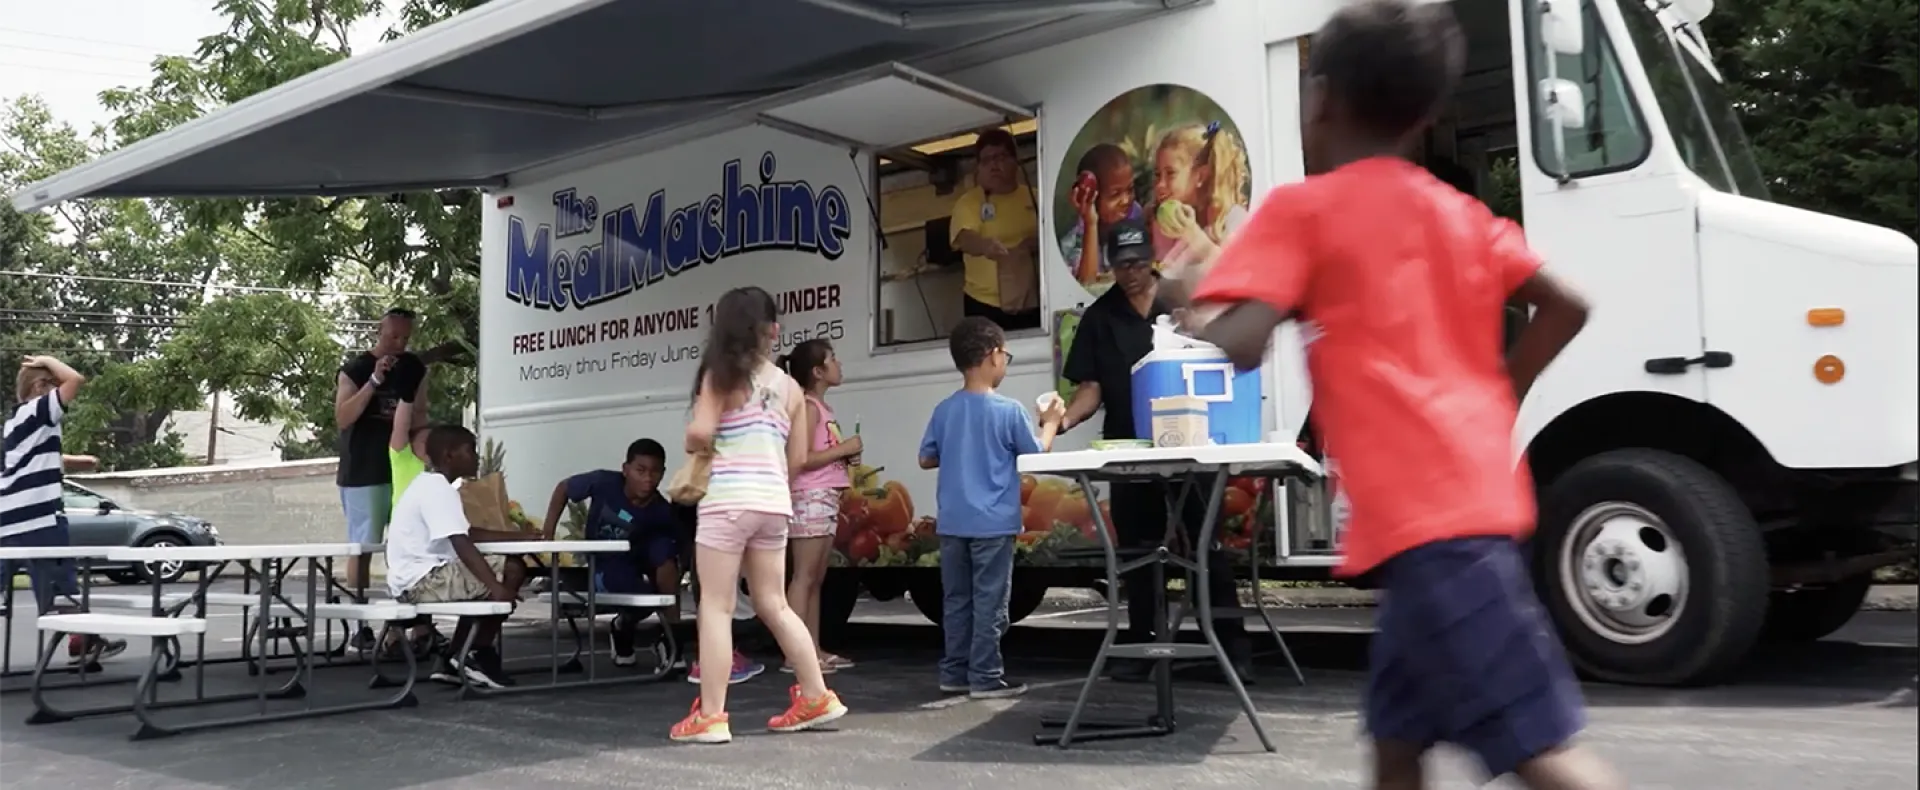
[27,542,416,740]
[1018,443,1322,751]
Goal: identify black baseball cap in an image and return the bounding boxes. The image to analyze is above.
[1102,219,1154,269]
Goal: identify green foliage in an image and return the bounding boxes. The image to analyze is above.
[1701,0,1918,237]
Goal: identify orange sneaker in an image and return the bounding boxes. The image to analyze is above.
[767,685,848,733]
[669,698,732,743]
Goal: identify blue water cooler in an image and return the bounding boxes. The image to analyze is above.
[1129,344,1264,445]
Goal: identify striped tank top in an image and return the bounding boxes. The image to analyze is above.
[699,362,795,518]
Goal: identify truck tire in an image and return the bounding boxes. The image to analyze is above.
[1533,449,1769,686]
[1762,575,1871,643]
[908,574,1049,626]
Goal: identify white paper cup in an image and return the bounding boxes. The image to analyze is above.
[1036,392,1063,411]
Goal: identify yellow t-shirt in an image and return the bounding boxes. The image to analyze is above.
[948,185,1038,308]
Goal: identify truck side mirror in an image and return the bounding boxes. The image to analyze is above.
[1537,78,1588,132]
[1540,0,1585,56]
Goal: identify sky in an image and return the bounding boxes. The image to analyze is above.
[1,0,393,136]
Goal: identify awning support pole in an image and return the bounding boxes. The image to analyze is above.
[754,114,869,152]
[796,0,1188,30]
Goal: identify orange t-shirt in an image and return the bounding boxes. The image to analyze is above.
[1190,157,1542,578]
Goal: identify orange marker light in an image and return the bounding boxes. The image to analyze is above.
[1813,355,1845,384]
[1807,308,1846,327]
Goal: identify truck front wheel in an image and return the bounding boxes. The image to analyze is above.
[1533,449,1769,686]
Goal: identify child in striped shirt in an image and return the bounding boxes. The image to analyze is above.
[673,287,847,744]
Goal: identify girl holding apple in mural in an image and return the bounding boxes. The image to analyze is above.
[1150,121,1253,270]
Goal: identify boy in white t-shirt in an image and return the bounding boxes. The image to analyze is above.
[386,425,529,689]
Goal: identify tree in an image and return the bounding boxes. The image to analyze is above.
[1702,0,1919,238]
[71,0,493,460]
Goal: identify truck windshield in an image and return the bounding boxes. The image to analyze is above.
[1619,3,1770,199]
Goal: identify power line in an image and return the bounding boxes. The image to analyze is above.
[0,42,168,66]
[0,60,149,80]
[0,26,188,55]
[1,309,381,325]
[2,270,385,298]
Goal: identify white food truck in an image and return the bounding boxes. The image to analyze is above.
[13,0,1916,687]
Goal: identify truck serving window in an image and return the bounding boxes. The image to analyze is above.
[874,123,1042,347]
[1524,0,1652,178]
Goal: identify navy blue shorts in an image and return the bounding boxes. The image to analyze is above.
[1366,537,1586,779]
[592,532,679,596]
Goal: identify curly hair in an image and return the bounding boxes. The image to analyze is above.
[948,316,1005,371]
[1307,0,1466,138]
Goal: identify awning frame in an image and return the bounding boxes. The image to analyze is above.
[10,0,1201,210]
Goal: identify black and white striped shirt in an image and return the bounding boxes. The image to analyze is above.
[2,392,65,539]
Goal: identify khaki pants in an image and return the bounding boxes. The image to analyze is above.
[400,556,506,603]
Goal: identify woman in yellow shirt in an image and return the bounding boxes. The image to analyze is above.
[947,129,1041,331]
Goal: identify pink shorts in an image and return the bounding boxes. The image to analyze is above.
[790,489,841,539]
[696,510,789,553]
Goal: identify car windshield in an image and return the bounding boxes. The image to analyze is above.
[1619,3,1771,199]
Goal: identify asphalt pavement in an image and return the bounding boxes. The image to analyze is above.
[0,582,1913,790]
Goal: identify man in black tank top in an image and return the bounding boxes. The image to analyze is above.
[334,308,428,648]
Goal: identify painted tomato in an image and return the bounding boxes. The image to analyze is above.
[1022,500,1058,533]
[1221,487,1255,520]
[1228,476,1264,500]
[847,530,882,564]
[1020,474,1038,504]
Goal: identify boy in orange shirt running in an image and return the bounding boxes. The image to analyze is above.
[1177,2,1621,788]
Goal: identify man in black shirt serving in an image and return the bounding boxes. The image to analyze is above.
[1059,220,1254,683]
[335,308,429,648]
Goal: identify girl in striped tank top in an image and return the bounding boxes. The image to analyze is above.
[674,287,846,744]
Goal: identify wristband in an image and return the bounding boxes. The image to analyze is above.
[370,374,385,387]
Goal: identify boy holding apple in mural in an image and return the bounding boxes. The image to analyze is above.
[1065,143,1145,286]
[919,317,1065,699]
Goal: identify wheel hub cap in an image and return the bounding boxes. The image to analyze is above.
[1561,503,1690,645]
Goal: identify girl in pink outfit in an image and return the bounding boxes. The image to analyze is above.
[776,339,862,673]
[676,287,845,744]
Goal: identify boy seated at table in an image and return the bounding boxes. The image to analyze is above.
[387,425,528,690]
[378,398,447,659]
[538,438,683,667]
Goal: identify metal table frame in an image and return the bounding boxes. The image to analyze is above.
[1018,444,1322,751]
[450,540,677,699]
[25,543,418,740]
[0,547,130,690]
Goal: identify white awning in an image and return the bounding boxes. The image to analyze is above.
[10,0,1198,211]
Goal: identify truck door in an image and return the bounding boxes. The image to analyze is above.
[1509,0,1707,426]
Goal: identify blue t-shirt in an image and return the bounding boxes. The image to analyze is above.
[564,469,676,545]
[918,391,1042,539]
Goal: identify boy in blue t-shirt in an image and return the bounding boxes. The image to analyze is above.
[539,438,683,666]
[918,317,1064,699]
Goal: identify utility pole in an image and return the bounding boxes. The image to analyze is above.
[207,390,220,464]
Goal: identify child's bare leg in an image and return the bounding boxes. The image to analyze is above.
[652,559,682,624]
[744,546,828,698]
[695,545,744,717]
[1371,739,1426,790]
[786,537,832,654]
[1514,744,1626,790]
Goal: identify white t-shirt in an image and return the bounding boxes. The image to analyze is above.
[385,473,470,598]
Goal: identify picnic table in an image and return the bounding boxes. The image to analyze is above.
[25,542,417,740]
